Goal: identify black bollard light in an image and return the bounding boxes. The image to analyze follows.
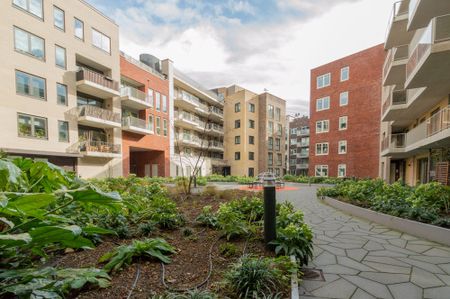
[263,183,277,250]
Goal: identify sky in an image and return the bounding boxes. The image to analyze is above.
[88,0,395,116]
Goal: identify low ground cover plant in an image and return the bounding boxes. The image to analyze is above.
[318,179,450,227]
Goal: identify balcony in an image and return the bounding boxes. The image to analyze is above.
[385,1,415,49]
[383,45,409,86]
[174,111,199,130]
[77,140,121,158]
[211,158,229,166]
[76,68,119,99]
[120,87,152,110]
[297,164,309,170]
[122,116,153,135]
[174,90,200,111]
[206,123,224,136]
[298,152,309,158]
[298,129,310,136]
[195,102,209,116]
[209,106,224,122]
[382,87,408,121]
[381,133,406,156]
[208,140,224,152]
[408,0,450,31]
[73,105,121,129]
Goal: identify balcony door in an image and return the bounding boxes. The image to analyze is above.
[417,158,429,185]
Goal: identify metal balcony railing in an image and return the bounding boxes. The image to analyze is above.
[76,68,119,91]
[77,105,121,123]
[122,116,150,130]
[427,106,450,137]
[120,87,151,105]
[382,133,406,151]
[209,106,224,116]
[207,123,224,133]
[209,140,224,148]
[383,45,409,79]
[79,140,121,154]
[383,87,408,115]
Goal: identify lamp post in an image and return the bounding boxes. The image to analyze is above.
[263,175,277,249]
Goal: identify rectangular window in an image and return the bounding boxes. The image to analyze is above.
[156,92,161,111]
[13,0,43,19]
[317,73,331,89]
[275,168,281,176]
[248,103,255,113]
[316,96,330,111]
[268,137,273,150]
[249,136,255,145]
[277,153,282,166]
[156,117,161,135]
[341,66,349,81]
[235,136,241,144]
[148,89,154,107]
[92,28,111,53]
[162,95,167,112]
[163,119,168,136]
[277,124,282,136]
[74,18,84,40]
[339,140,347,154]
[316,143,329,155]
[268,153,273,166]
[249,152,255,160]
[15,70,46,100]
[56,83,67,105]
[53,6,65,31]
[339,116,348,130]
[315,165,328,177]
[55,45,66,69]
[275,107,281,121]
[340,91,349,106]
[18,113,47,139]
[58,120,69,142]
[235,102,241,112]
[268,121,274,135]
[268,105,274,119]
[14,27,45,60]
[235,119,241,129]
[148,115,154,132]
[316,120,329,133]
[338,164,347,178]
[275,138,281,151]
[248,168,254,177]
[290,138,297,145]
[249,119,255,129]
[235,152,241,160]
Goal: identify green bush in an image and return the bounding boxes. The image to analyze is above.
[219,242,238,257]
[216,204,249,240]
[196,205,218,228]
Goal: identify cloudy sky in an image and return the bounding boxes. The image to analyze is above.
[88,0,394,115]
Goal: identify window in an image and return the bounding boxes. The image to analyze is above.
[268,122,274,135]
[338,164,347,178]
[339,140,347,154]
[290,138,297,145]
[18,113,47,139]
[148,89,154,107]
[340,91,349,106]
[277,124,282,136]
[162,95,167,112]
[275,168,281,176]
[268,137,273,150]
[249,119,255,129]
[235,119,241,129]
[163,119,168,136]
[248,103,255,113]
[248,168,255,177]
[235,102,241,112]
[58,121,69,142]
[275,138,281,151]
[315,165,328,177]
[156,92,161,111]
[316,143,329,155]
[56,83,67,105]
[249,152,255,160]
[235,136,241,144]
[74,18,84,40]
[249,136,255,145]
[148,115,154,132]
[268,153,273,166]
[277,153,282,166]
[16,70,46,100]
[268,168,273,173]
[92,28,111,53]
[290,128,297,135]
[55,45,66,69]
[268,105,274,119]
[316,120,329,133]
[13,0,43,19]
[235,152,241,160]
[53,6,65,31]
[339,116,348,130]
[316,96,330,111]
[275,107,281,121]
[317,73,331,89]
[14,27,45,60]
[156,117,161,135]
[341,66,349,81]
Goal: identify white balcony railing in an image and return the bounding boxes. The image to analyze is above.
[122,116,151,131]
[383,44,409,79]
[386,1,409,40]
[76,105,121,123]
[120,87,152,106]
[78,140,121,154]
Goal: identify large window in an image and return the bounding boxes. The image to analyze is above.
[235,152,241,160]
[317,73,331,89]
[57,83,67,105]
[339,116,348,130]
[339,140,347,154]
[13,0,43,19]
[249,119,255,129]
[162,95,167,112]
[316,120,329,133]
[248,103,255,113]
[156,117,161,135]
[163,119,168,136]
[316,143,329,155]
[18,113,47,139]
[275,107,281,121]
[315,165,328,177]
[249,152,255,160]
[235,136,241,145]
[14,27,45,60]
[268,121,274,135]
[58,121,69,142]
[268,105,274,119]
[277,124,282,136]
[338,164,347,178]
[340,91,349,106]
[249,136,255,144]
[268,153,273,166]
[268,137,273,150]
[147,89,154,107]
[275,138,281,151]
[53,6,65,31]
[235,102,241,112]
[341,66,349,81]
[148,115,154,132]
[235,119,241,129]
[156,92,161,111]
[92,29,111,53]
[55,45,66,69]
[316,96,330,111]
[74,18,84,40]
[277,153,282,166]
[16,70,46,100]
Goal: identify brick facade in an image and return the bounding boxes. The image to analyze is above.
[309,44,384,178]
[120,56,171,177]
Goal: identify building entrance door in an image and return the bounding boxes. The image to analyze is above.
[152,164,158,177]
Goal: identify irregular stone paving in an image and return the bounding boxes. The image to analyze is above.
[277,184,450,299]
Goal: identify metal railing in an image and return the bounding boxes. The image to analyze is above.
[79,140,121,154]
[120,87,151,105]
[197,102,209,113]
[298,129,310,136]
[122,116,151,131]
[383,87,408,116]
[77,105,121,123]
[120,51,166,79]
[175,111,199,125]
[383,45,409,79]
[176,89,200,106]
[209,140,224,148]
[386,1,409,39]
[209,106,224,116]
[207,123,224,133]
[427,106,450,136]
[297,164,309,169]
[408,0,419,22]
[76,68,119,91]
[174,68,222,102]
[382,133,406,151]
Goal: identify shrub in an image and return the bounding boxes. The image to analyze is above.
[138,221,156,237]
[144,197,185,229]
[408,182,449,213]
[270,224,313,266]
[216,204,248,240]
[202,185,219,198]
[196,205,218,228]
[219,242,238,257]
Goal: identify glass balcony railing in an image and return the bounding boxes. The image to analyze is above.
[382,133,406,151]
[207,123,224,133]
[76,68,119,91]
[122,116,151,131]
[408,0,419,23]
[120,87,151,106]
[386,1,409,40]
[427,106,450,137]
[77,105,121,123]
[209,106,224,116]
[79,140,121,154]
[383,45,409,79]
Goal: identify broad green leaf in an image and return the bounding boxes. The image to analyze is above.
[0,159,23,190]
[0,233,32,247]
[82,226,116,236]
[0,217,14,228]
[29,225,93,249]
[70,185,122,209]
[31,290,61,299]
[0,194,8,208]
[9,194,57,215]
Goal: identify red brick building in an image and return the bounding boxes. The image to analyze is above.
[309,44,384,178]
[120,53,170,177]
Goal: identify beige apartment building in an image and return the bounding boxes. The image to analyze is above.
[0,0,122,178]
[380,0,450,186]
[214,85,286,177]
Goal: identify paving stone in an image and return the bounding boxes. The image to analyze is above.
[311,278,357,299]
[398,257,445,274]
[363,240,385,251]
[405,244,432,253]
[408,240,439,246]
[361,261,410,274]
[343,275,393,299]
[314,251,337,266]
[411,267,445,288]
[313,246,324,257]
[320,264,359,275]
[324,230,340,238]
[317,245,346,256]
[316,234,339,243]
[400,233,419,241]
[409,255,450,264]
[387,238,407,248]
[346,248,368,262]
[330,242,363,250]
[367,250,407,258]
[382,244,418,255]
[337,256,375,272]
[359,272,410,284]
[371,228,390,234]
[351,288,376,299]
[302,274,340,292]
[424,286,450,299]
[436,274,450,285]
[363,256,411,267]
[382,230,402,237]
[388,283,423,299]
[439,263,450,275]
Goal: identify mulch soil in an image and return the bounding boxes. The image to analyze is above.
[51,189,274,298]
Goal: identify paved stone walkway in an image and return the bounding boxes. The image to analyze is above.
[277,184,450,299]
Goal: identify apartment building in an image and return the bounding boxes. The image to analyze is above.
[309,45,385,178]
[120,53,171,177]
[214,85,287,177]
[380,0,450,186]
[288,116,310,176]
[0,0,122,178]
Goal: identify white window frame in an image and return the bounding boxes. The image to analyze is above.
[316,73,331,89]
[156,116,161,135]
[340,91,349,106]
[316,120,329,133]
[315,165,328,177]
[14,26,45,60]
[155,92,161,111]
[341,66,349,82]
[316,96,330,111]
[163,119,168,136]
[74,18,84,40]
[315,143,329,156]
[92,28,111,54]
[338,140,347,154]
[53,6,65,31]
[17,113,48,139]
[339,116,348,131]
[55,45,66,69]
[148,115,154,132]
[13,0,43,19]
[58,120,69,142]
[162,95,167,112]
[338,164,347,178]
